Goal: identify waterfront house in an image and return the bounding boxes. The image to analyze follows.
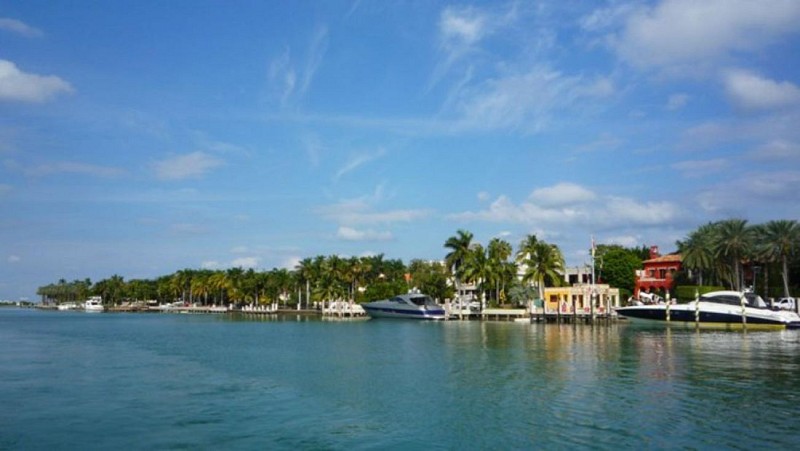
[634,246,682,298]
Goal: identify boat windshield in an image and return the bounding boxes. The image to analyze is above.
[409,295,436,307]
[701,293,769,309]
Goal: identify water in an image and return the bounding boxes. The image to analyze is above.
[1,309,799,450]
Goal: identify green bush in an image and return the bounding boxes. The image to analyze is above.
[675,285,725,302]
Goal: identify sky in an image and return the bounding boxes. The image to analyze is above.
[2,0,800,300]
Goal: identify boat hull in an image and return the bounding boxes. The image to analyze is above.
[616,303,800,330]
[361,304,446,320]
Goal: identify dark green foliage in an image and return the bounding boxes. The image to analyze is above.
[595,245,642,293]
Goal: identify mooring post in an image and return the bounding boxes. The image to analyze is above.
[694,289,700,327]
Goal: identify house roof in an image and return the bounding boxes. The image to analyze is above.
[643,253,682,264]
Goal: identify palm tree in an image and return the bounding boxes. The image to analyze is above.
[519,240,565,301]
[759,220,800,299]
[444,229,474,300]
[295,257,314,309]
[677,222,716,286]
[487,238,512,304]
[208,271,231,305]
[712,219,754,291]
[461,243,491,306]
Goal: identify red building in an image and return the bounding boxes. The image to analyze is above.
[634,246,682,297]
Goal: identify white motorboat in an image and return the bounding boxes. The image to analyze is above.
[362,293,446,320]
[616,290,800,329]
[84,296,104,312]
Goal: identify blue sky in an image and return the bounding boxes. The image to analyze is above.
[2,0,800,300]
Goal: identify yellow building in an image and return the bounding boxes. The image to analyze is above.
[543,284,620,314]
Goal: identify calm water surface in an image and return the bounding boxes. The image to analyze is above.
[1,308,799,450]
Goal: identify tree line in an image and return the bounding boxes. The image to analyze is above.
[676,219,800,299]
[36,219,800,307]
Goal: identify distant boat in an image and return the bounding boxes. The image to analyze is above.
[57,302,78,311]
[362,293,446,320]
[84,296,104,312]
[616,291,800,329]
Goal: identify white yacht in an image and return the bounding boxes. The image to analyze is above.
[362,293,446,320]
[616,291,800,329]
[84,296,104,312]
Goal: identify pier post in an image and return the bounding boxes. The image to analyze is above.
[694,289,700,327]
[741,293,747,329]
[666,292,671,322]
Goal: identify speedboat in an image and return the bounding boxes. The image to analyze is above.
[615,291,800,329]
[362,293,446,320]
[84,296,104,312]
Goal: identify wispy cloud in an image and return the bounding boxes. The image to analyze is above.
[450,66,614,132]
[747,140,800,161]
[24,161,124,178]
[153,151,223,181]
[268,25,329,107]
[671,158,729,178]
[0,18,43,38]
[337,226,393,242]
[666,93,689,111]
[0,59,73,103]
[334,148,386,181]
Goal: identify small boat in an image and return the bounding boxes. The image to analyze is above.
[362,293,446,320]
[616,291,800,329]
[84,296,104,312]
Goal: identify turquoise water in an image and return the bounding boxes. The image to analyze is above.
[1,309,799,450]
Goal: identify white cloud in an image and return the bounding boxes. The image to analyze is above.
[697,170,800,213]
[449,182,682,229]
[153,151,223,180]
[603,235,642,248]
[0,59,73,102]
[231,257,260,268]
[7,255,20,263]
[530,182,597,207]
[337,226,393,242]
[317,185,431,225]
[666,93,689,110]
[24,161,124,178]
[723,69,800,110]
[282,256,302,271]
[0,18,43,38]
[201,261,221,269]
[440,6,487,46]
[612,0,800,72]
[320,204,431,225]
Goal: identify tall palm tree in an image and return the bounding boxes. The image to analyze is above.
[461,243,490,305]
[712,219,754,291]
[444,229,474,298]
[677,222,716,286]
[487,238,512,303]
[295,257,314,309]
[520,240,565,301]
[759,219,800,299]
